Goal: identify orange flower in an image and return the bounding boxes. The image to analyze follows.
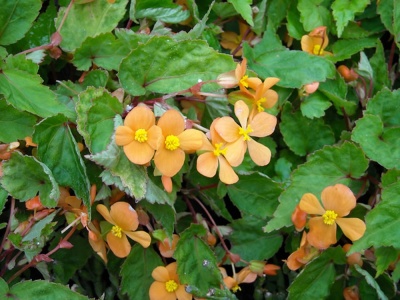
[220,21,256,57]
[220,267,257,293]
[248,78,279,119]
[217,58,261,91]
[115,105,162,165]
[96,202,151,258]
[149,262,192,300]
[286,232,319,271]
[301,26,331,56]
[25,195,44,211]
[196,119,238,184]
[154,109,203,177]
[215,100,276,167]
[291,205,307,232]
[88,220,108,263]
[299,184,366,249]
[158,234,180,258]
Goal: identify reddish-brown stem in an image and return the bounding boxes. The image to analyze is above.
[388,39,396,75]
[231,26,251,57]
[0,198,15,253]
[126,19,133,30]
[341,107,352,132]
[184,196,198,223]
[57,0,75,33]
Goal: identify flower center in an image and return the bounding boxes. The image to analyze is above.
[165,135,180,151]
[256,97,266,112]
[238,125,253,141]
[323,210,338,225]
[232,284,241,293]
[165,279,178,293]
[134,128,148,143]
[213,143,227,157]
[240,75,249,88]
[313,44,323,55]
[111,225,123,238]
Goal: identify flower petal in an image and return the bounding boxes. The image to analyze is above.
[152,266,170,282]
[158,109,185,136]
[123,141,155,165]
[262,90,279,109]
[249,112,277,137]
[96,204,115,225]
[125,230,151,248]
[286,247,306,271]
[110,202,139,231]
[218,156,239,184]
[246,77,262,91]
[247,138,271,166]
[336,217,366,241]
[224,138,246,167]
[115,126,134,146]
[154,147,185,177]
[166,262,179,282]
[234,100,249,128]
[307,217,337,249]
[178,129,203,151]
[107,232,131,258]
[197,152,218,178]
[214,117,241,143]
[223,276,237,290]
[149,281,175,300]
[299,193,325,215]
[235,58,247,79]
[147,125,162,150]
[321,184,356,217]
[176,284,192,300]
[125,105,155,131]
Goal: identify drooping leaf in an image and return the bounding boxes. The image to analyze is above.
[332,0,371,37]
[1,152,60,207]
[0,0,41,46]
[297,0,332,32]
[118,36,235,96]
[264,142,369,232]
[227,0,253,27]
[33,115,91,215]
[132,0,190,23]
[140,201,176,238]
[354,265,388,300]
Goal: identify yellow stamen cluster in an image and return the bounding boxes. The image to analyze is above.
[239,125,253,141]
[232,284,241,293]
[256,97,266,112]
[111,225,123,238]
[240,75,249,88]
[213,143,227,157]
[165,135,180,151]
[313,44,323,55]
[134,128,148,143]
[165,280,178,293]
[323,210,338,225]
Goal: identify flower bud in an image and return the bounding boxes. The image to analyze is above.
[343,244,363,267]
[291,205,307,231]
[249,260,265,276]
[337,65,359,82]
[217,70,238,89]
[343,285,359,300]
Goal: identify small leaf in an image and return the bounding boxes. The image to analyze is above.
[331,37,377,62]
[141,201,176,238]
[22,211,57,243]
[0,187,7,214]
[300,92,332,119]
[332,0,371,37]
[133,0,190,23]
[227,0,253,26]
[370,40,391,93]
[297,0,332,32]
[1,152,60,207]
[375,247,400,277]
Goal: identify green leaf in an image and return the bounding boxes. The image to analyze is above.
[377,0,394,34]
[144,173,176,206]
[202,97,231,128]
[121,244,163,300]
[375,247,400,277]
[227,172,283,218]
[365,88,400,127]
[73,33,130,71]
[119,36,235,96]
[288,247,346,300]
[227,0,253,27]
[0,100,37,143]
[264,142,369,232]
[1,152,60,207]
[354,265,388,300]
[133,0,190,23]
[0,278,7,297]
[141,201,176,238]
[174,224,224,297]
[300,91,332,119]
[76,87,123,154]
[370,40,391,93]
[297,0,332,32]
[331,37,377,62]
[7,280,87,300]
[33,115,91,215]
[0,0,41,46]
[56,0,129,51]
[244,47,336,89]
[286,0,307,40]
[0,186,7,214]
[332,0,371,37]
[22,211,57,243]
[280,103,335,156]
[351,170,400,253]
[229,216,282,261]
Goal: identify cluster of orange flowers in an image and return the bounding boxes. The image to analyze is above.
[287,184,366,270]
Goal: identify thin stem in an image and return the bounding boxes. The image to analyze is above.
[57,0,75,33]
[388,39,396,75]
[0,198,15,253]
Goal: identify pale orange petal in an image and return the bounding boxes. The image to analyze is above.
[261,77,280,92]
[125,230,151,248]
[147,125,162,150]
[336,217,366,241]
[262,90,279,109]
[162,175,173,193]
[96,204,115,225]
[307,217,337,249]
[286,248,306,271]
[234,100,249,128]
[220,40,239,51]
[154,147,185,177]
[246,77,262,90]
[218,156,239,184]
[152,266,171,281]
[115,126,135,146]
[214,117,241,143]
[199,132,214,152]
[247,138,271,166]
[149,281,175,300]
[223,277,237,290]
[107,232,131,258]
[158,109,185,136]
[166,262,179,282]
[221,31,239,43]
[321,184,356,217]
[178,129,203,151]
[299,193,325,215]
[235,58,247,79]
[300,35,315,54]
[176,285,192,300]
[125,105,155,131]
[224,138,246,167]
[110,202,139,231]
[249,112,277,137]
[123,141,155,165]
[197,152,218,178]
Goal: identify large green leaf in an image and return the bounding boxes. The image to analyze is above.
[0,100,37,143]
[118,36,235,96]
[227,172,283,218]
[332,0,371,37]
[132,0,190,23]
[121,244,163,300]
[351,170,400,253]
[0,0,41,46]
[33,115,91,215]
[227,0,253,26]
[331,37,377,62]
[297,0,332,32]
[76,87,123,154]
[56,0,129,51]
[1,152,60,207]
[264,142,369,232]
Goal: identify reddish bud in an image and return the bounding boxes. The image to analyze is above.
[49,47,62,59]
[343,244,363,267]
[229,252,241,263]
[291,205,307,231]
[36,254,54,263]
[343,286,359,300]
[50,32,62,47]
[59,240,74,249]
[337,65,358,82]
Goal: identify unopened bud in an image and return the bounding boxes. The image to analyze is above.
[229,252,241,263]
[249,260,265,276]
[59,240,74,249]
[217,70,238,89]
[50,32,62,47]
